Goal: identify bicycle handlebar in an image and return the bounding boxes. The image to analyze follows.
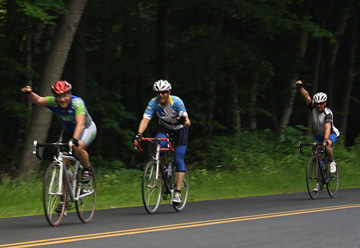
[33,140,73,160]
[298,142,324,155]
[136,137,175,152]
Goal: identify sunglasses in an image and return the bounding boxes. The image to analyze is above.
[156,91,169,95]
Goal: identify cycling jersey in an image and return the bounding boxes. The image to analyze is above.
[308,102,340,137]
[143,95,188,130]
[45,95,94,134]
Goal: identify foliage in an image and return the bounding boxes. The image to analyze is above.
[1,0,360,176]
[15,0,67,25]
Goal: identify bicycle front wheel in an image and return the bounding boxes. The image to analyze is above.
[43,162,66,226]
[173,165,189,212]
[142,159,162,214]
[76,166,97,223]
[327,162,339,198]
[306,156,320,200]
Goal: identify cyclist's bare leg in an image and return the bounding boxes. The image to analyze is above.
[176,172,185,191]
[325,140,334,161]
[73,140,90,169]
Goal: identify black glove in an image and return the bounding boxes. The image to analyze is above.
[178,116,186,125]
[134,133,143,142]
[296,84,303,90]
[71,137,79,147]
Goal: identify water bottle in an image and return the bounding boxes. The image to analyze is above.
[167,163,172,177]
[320,160,324,168]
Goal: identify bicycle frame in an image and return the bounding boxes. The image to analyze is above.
[138,136,175,183]
[33,141,92,203]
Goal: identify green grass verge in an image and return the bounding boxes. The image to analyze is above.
[2,130,360,218]
[1,161,359,219]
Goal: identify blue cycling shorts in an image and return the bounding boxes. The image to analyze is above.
[314,133,337,145]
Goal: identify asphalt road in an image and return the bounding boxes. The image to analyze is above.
[1,188,360,248]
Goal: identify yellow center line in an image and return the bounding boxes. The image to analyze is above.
[2,204,360,248]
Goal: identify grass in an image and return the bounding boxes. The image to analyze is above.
[2,130,360,218]
[1,159,360,219]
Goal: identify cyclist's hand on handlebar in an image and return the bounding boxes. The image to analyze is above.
[133,133,143,147]
[21,86,33,95]
[177,116,186,125]
[70,137,79,147]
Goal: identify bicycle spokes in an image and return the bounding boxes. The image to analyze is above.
[76,166,96,223]
[43,162,66,226]
[142,160,162,214]
[306,157,320,199]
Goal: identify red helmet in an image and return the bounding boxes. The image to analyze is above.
[51,80,72,94]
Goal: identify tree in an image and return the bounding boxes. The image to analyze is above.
[18,0,88,175]
[279,0,310,138]
[340,15,358,139]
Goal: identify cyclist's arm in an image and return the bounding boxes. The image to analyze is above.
[324,123,331,140]
[296,80,311,105]
[183,115,191,127]
[137,118,151,135]
[21,86,48,107]
[73,113,86,140]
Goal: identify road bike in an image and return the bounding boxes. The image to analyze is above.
[33,140,96,226]
[299,142,339,199]
[137,136,189,214]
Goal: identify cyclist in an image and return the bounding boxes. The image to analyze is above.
[296,80,340,192]
[133,79,191,205]
[21,81,97,183]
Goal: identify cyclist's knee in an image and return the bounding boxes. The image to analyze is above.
[156,132,169,156]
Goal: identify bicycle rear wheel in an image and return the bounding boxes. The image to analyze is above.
[173,165,189,212]
[326,162,339,198]
[76,166,97,223]
[43,162,66,226]
[306,156,320,199]
[142,159,162,214]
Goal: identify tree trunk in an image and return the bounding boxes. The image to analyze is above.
[325,13,348,107]
[340,16,358,139]
[95,0,112,155]
[306,30,324,136]
[249,71,258,130]
[156,0,169,79]
[204,78,216,138]
[279,3,310,137]
[226,72,241,134]
[18,0,88,175]
[71,13,87,98]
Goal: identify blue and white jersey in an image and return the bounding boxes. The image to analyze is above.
[143,95,188,130]
[45,95,94,134]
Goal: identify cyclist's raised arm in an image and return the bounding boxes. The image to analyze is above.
[21,86,48,107]
[296,80,311,105]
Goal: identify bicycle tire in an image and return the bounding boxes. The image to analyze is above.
[326,162,339,198]
[43,162,66,226]
[306,156,320,199]
[142,159,162,214]
[173,165,189,212]
[76,165,97,223]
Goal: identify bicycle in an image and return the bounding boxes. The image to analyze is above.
[299,142,339,199]
[33,140,96,226]
[136,136,189,214]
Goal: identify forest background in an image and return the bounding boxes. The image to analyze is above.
[1,0,360,178]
